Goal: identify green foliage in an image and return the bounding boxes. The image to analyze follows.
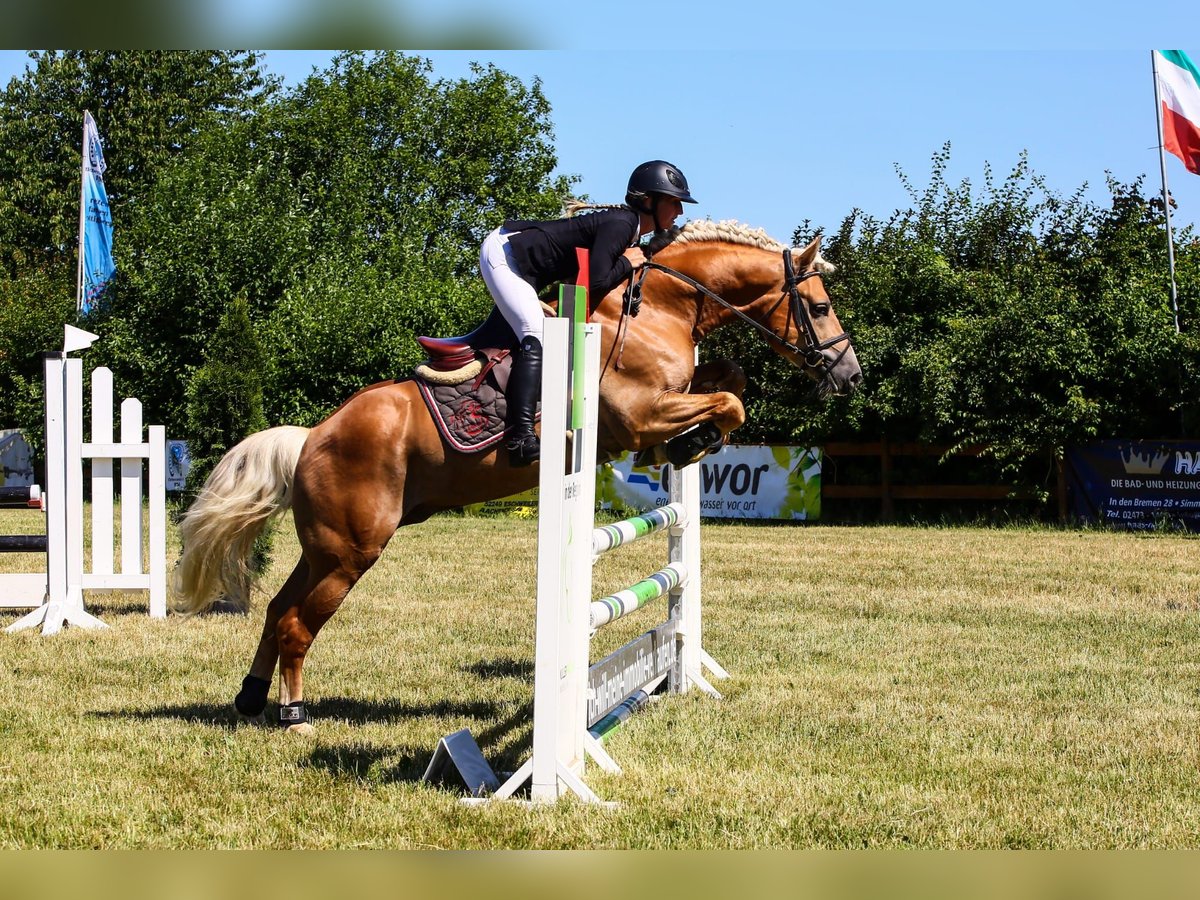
[183,296,267,491]
[1,51,1194,514]
[86,51,572,432]
[0,50,271,443]
[708,144,1199,491]
[0,51,270,272]
[0,261,75,462]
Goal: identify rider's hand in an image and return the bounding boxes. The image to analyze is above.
[623,246,646,269]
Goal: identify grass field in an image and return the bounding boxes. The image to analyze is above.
[1,507,1199,848]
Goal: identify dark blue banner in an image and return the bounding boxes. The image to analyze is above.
[1068,440,1200,531]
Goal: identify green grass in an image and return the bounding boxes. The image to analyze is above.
[1,508,1199,848]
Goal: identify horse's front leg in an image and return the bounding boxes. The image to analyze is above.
[634,360,749,467]
[690,360,747,398]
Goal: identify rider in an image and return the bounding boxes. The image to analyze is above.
[480,160,698,467]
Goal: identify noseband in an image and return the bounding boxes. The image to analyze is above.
[634,249,851,372]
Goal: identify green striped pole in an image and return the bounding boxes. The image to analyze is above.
[592,502,686,557]
[589,563,687,629]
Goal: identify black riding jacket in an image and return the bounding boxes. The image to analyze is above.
[503,207,640,300]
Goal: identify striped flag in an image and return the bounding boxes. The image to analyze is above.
[1156,50,1200,175]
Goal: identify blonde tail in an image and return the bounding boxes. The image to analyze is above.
[172,426,311,616]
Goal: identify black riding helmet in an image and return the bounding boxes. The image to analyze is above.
[626,160,698,205]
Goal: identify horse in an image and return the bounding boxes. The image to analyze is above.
[172,220,862,733]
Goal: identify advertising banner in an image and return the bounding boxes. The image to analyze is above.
[80,111,115,312]
[465,445,822,520]
[1068,440,1200,531]
[166,440,191,492]
[600,445,821,519]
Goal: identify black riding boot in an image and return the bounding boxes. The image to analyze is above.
[505,335,543,467]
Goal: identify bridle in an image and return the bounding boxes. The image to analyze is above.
[628,248,851,372]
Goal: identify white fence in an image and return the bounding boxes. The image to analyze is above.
[4,327,166,635]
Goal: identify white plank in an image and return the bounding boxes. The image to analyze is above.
[119,398,144,575]
[90,366,114,576]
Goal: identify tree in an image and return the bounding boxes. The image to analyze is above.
[0,51,272,443]
[183,295,268,492]
[0,51,270,272]
[94,51,573,433]
[706,144,1199,498]
[0,259,75,464]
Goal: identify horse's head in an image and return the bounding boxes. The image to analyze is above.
[645,223,862,399]
[773,236,862,398]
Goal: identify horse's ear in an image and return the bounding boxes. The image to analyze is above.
[791,236,836,274]
[791,235,821,265]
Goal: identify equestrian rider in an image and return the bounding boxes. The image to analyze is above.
[480,159,698,467]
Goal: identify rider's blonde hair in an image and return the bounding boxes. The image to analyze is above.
[563,200,632,217]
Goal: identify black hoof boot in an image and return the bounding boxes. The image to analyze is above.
[234,674,271,719]
[279,701,309,729]
[666,423,723,468]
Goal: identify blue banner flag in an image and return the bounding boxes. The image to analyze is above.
[79,111,115,313]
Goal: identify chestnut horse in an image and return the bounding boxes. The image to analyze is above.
[173,220,862,732]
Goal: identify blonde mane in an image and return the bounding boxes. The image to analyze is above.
[647,219,835,273]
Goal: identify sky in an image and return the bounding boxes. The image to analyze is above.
[1,45,1198,247]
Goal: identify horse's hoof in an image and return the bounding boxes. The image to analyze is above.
[285,722,315,736]
[236,711,267,727]
[234,675,271,721]
[634,445,668,468]
[665,423,723,468]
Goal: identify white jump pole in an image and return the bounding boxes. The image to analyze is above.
[492,272,606,804]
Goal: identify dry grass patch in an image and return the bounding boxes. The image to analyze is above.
[1,509,1199,847]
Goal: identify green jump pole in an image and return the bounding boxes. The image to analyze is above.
[559,248,590,431]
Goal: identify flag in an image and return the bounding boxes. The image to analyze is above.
[79,110,115,313]
[1156,50,1200,175]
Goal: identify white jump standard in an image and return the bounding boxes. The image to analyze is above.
[4,325,167,635]
[483,268,728,806]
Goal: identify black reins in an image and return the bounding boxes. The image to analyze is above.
[626,248,851,372]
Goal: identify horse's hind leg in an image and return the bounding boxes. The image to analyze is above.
[274,498,397,733]
[233,557,310,725]
[261,384,412,733]
[233,541,386,733]
[274,562,371,734]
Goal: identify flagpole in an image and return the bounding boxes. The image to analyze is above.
[1152,52,1181,333]
[76,110,88,316]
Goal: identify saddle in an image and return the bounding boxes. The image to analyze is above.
[413,307,533,454]
[415,307,518,382]
[414,305,722,466]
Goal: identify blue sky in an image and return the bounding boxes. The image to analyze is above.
[2,47,1198,246]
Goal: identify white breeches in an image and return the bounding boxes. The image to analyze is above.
[480,226,544,342]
